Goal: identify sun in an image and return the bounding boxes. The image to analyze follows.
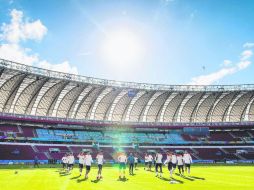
[101,29,144,69]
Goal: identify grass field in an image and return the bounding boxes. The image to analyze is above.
[0,165,253,190]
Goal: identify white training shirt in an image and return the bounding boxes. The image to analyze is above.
[77,154,85,164]
[84,154,93,166]
[68,155,75,164]
[134,157,138,163]
[183,153,192,164]
[118,155,127,163]
[155,153,163,164]
[171,155,177,164]
[148,155,153,162]
[96,154,104,165]
[176,155,184,165]
[144,156,149,163]
[62,156,67,164]
[164,155,172,165]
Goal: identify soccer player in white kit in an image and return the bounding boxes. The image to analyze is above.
[118,152,127,179]
[155,152,163,177]
[144,153,149,170]
[84,152,93,179]
[77,151,85,176]
[61,154,68,170]
[134,155,138,170]
[147,153,153,171]
[67,153,75,173]
[183,150,193,174]
[176,153,184,175]
[96,151,104,179]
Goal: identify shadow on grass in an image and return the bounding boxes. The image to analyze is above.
[77,178,88,183]
[59,172,71,177]
[117,178,129,182]
[70,175,81,180]
[91,179,101,183]
[189,176,205,180]
[160,177,184,184]
[175,173,194,181]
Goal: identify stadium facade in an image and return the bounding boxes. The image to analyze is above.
[0,58,254,164]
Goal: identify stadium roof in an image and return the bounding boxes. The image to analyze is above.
[1,58,254,124]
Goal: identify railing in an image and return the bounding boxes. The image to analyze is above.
[0,112,254,127]
[1,58,254,91]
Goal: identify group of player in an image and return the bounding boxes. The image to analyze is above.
[61,151,104,179]
[117,150,192,180]
[61,150,192,181]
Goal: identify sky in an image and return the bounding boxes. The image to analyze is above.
[0,0,254,85]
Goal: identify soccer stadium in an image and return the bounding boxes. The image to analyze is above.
[0,1,254,190]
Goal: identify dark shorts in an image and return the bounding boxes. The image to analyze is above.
[185,164,191,168]
[98,164,103,170]
[167,162,173,171]
[86,165,91,171]
[119,163,126,170]
[79,163,83,169]
[148,161,152,166]
[145,162,148,166]
[68,164,73,168]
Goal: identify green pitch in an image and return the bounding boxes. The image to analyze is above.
[0,165,253,190]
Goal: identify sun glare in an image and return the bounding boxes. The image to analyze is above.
[101,29,144,69]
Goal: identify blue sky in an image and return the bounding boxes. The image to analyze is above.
[0,0,254,85]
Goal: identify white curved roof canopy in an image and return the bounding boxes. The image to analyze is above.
[1,58,254,124]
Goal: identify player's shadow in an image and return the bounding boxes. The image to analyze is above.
[175,173,194,181]
[77,178,87,183]
[189,176,205,180]
[117,178,129,182]
[59,172,71,177]
[70,175,81,180]
[91,179,101,183]
[160,177,184,184]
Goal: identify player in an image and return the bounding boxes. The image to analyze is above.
[96,151,104,179]
[164,151,172,178]
[176,153,184,175]
[84,151,93,179]
[127,153,135,175]
[155,151,163,177]
[144,153,149,170]
[183,150,193,174]
[134,155,138,170]
[77,151,85,176]
[61,154,68,170]
[67,153,75,173]
[171,152,177,177]
[147,153,153,171]
[118,152,127,179]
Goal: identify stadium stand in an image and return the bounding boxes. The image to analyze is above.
[0,59,254,164]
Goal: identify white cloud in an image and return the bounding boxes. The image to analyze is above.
[0,43,38,65]
[189,45,253,85]
[0,9,47,44]
[243,42,254,49]
[240,50,253,61]
[222,59,232,67]
[38,60,78,75]
[0,9,78,75]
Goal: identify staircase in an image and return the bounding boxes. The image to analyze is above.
[247,131,254,138]
[44,152,52,159]
[234,153,246,160]
[220,148,228,154]
[31,145,39,152]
